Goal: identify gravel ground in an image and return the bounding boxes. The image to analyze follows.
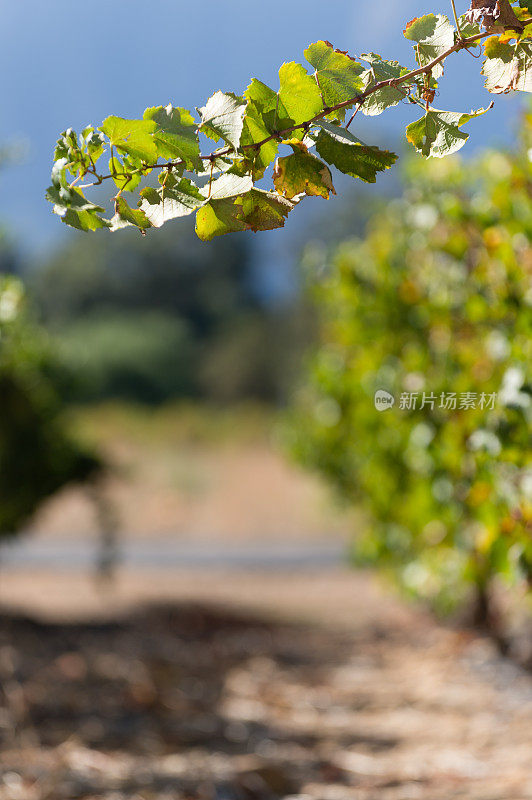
[0,568,531,799]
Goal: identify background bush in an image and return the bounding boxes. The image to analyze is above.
[0,275,101,536]
[288,117,532,620]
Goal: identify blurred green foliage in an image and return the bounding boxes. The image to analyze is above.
[55,311,193,404]
[0,275,101,536]
[289,116,532,616]
[31,221,311,405]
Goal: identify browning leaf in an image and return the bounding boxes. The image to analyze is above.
[465,0,525,33]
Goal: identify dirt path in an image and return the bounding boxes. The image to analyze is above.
[0,568,531,799]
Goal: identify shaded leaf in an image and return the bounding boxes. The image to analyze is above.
[240,188,295,231]
[466,0,525,33]
[46,185,110,232]
[315,121,398,182]
[109,197,152,232]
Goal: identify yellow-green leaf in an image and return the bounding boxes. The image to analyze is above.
[100,116,158,162]
[304,41,365,115]
[406,105,492,157]
[273,149,336,199]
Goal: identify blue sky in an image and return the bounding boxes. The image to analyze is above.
[0,0,525,256]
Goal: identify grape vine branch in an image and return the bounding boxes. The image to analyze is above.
[47,1,532,240]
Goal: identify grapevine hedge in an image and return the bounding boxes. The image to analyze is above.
[288,113,532,621]
[48,1,532,240]
[0,277,102,535]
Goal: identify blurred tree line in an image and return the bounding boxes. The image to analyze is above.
[28,222,313,405]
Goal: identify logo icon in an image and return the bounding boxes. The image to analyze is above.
[374,389,395,411]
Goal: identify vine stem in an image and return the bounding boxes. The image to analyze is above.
[450,0,464,38]
[77,18,532,189]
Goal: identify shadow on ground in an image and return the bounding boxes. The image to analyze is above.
[0,600,531,800]
[0,604,359,799]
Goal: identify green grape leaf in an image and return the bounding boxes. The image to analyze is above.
[244,78,291,132]
[273,143,336,199]
[54,128,93,177]
[304,41,365,115]
[81,128,105,167]
[481,36,532,93]
[239,188,295,231]
[50,157,70,189]
[195,187,294,240]
[143,104,201,169]
[278,62,324,127]
[48,17,530,241]
[109,156,141,192]
[403,14,455,78]
[201,172,254,200]
[456,13,482,38]
[360,53,410,116]
[196,155,238,178]
[100,116,158,162]
[240,79,280,176]
[139,177,204,228]
[406,105,492,157]
[195,198,249,240]
[109,197,152,232]
[315,121,398,182]
[46,185,110,232]
[199,91,247,150]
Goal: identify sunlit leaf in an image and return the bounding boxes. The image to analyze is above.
[201,172,253,200]
[273,144,335,199]
[100,116,158,162]
[109,156,141,192]
[195,198,248,240]
[241,79,280,175]
[482,36,532,92]
[304,41,365,117]
[360,53,410,116]
[143,104,201,169]
[403,14,455,78]
[199,91,247,150]
[278,62,323,127]
[139,177,204,228]
[406,105,493,157]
